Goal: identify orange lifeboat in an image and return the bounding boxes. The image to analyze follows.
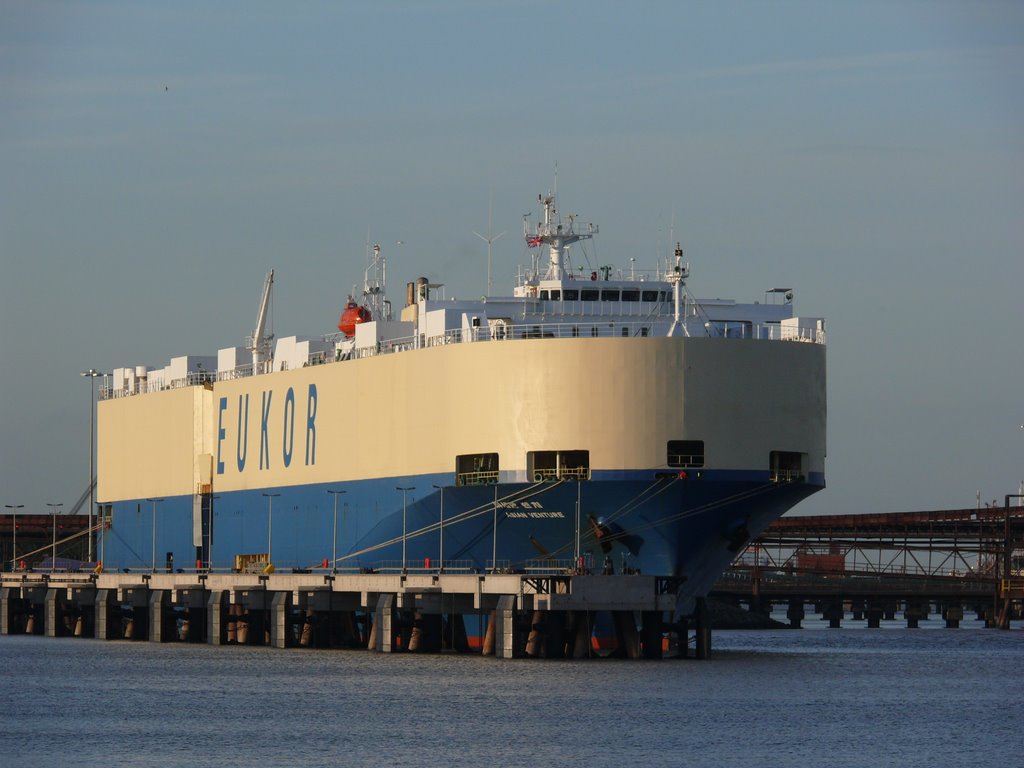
[338,301,371,337]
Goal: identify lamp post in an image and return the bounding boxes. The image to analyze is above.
[396,486,415,573]
[80,369,105,562]
[262,493,280,569]
[326,490,346,573]
[46,503,63,568]
[492,484,498,572]
[5,504,24,571]
[146,498,164,572]
[575,480,582,571]
[432,484,445,573]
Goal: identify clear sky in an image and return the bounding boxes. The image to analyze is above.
[2,0,1022,519]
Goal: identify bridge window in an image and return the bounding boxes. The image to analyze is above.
[456,453,499,486]
[581,289,599,301]
[563,289,579,301]
[601,289,619,301]
[642,290,658,302]
[528,450,590,482]
[622,289,640,301]
[770,451,804,483]
[539,290,549,299]
[550,290,560,300]
[668,440,704,468]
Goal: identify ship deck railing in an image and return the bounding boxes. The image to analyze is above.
[456,471,499,487]
[100,319,824,399]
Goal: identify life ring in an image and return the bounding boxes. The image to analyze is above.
[534,472,545,482]
[590,271,598,281]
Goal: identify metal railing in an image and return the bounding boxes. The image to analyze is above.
[102,316,825,399]
[530,467,590,482]
[456,471,499,487]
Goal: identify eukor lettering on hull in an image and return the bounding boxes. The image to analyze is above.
[216,384,318,475]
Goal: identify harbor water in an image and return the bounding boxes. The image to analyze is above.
[1,626,1021,767]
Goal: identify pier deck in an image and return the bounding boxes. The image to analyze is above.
[0,570,686,659]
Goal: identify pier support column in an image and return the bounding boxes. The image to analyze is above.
[207,591,229,645]
[373,594,398,653]
[568,611,593,659]
[270,592,291,649]
[481,610,496,656]
[674,616,689,659]
[640,611,663,660]
[613,611,641,659]
[540,611,567,659]
[905,601,926,629]
[149,590,173,643]
[786,600,805,629]
[1,588,17,635]
[851,600,865,621]
[45,588,66,638]
[525,610,545,658]
[493,595,520,659]
[865,601,884,629]
[943,603,963,629]
[823,601,844,628]
[694,597,711,660]
[74,589,96,639]
[94,589,120,640]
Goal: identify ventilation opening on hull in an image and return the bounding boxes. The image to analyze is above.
[456,453,499,486]
[770,451,806,483]
[668,440,705,468]
[528,450,590,482]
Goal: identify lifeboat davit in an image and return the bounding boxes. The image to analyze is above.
[338,301,371,337]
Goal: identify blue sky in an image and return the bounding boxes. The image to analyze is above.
[2,0,1022,519]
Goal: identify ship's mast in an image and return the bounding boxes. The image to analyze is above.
[524,193,598,280]
[666,243,690,337]
[363,243,392,321]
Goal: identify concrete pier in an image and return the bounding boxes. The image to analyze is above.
[0,571,692,660]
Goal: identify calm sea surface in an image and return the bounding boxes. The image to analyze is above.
[1,623,1021,768]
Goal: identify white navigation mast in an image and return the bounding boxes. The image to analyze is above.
[524,193,598,280]
[362,244,392,321]
[666,243,690,337]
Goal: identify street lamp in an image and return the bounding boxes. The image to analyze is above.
[262,493,280,570]
[81,369,105,562]
[46,503,63,568]
[326,489,346,573]
[492,484,499,572]
[575,480,582,570]
[432,484,445,573]
[396,486,415,573]
[146,498,164,572]
[4,504,24,571]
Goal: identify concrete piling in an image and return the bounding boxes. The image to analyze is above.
[0,571,695,661]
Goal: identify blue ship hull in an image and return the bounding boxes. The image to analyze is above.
[100,471,823,606]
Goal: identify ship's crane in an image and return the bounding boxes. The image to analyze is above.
[247,269,274,374]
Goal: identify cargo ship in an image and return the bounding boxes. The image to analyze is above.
[97,192,826,614]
